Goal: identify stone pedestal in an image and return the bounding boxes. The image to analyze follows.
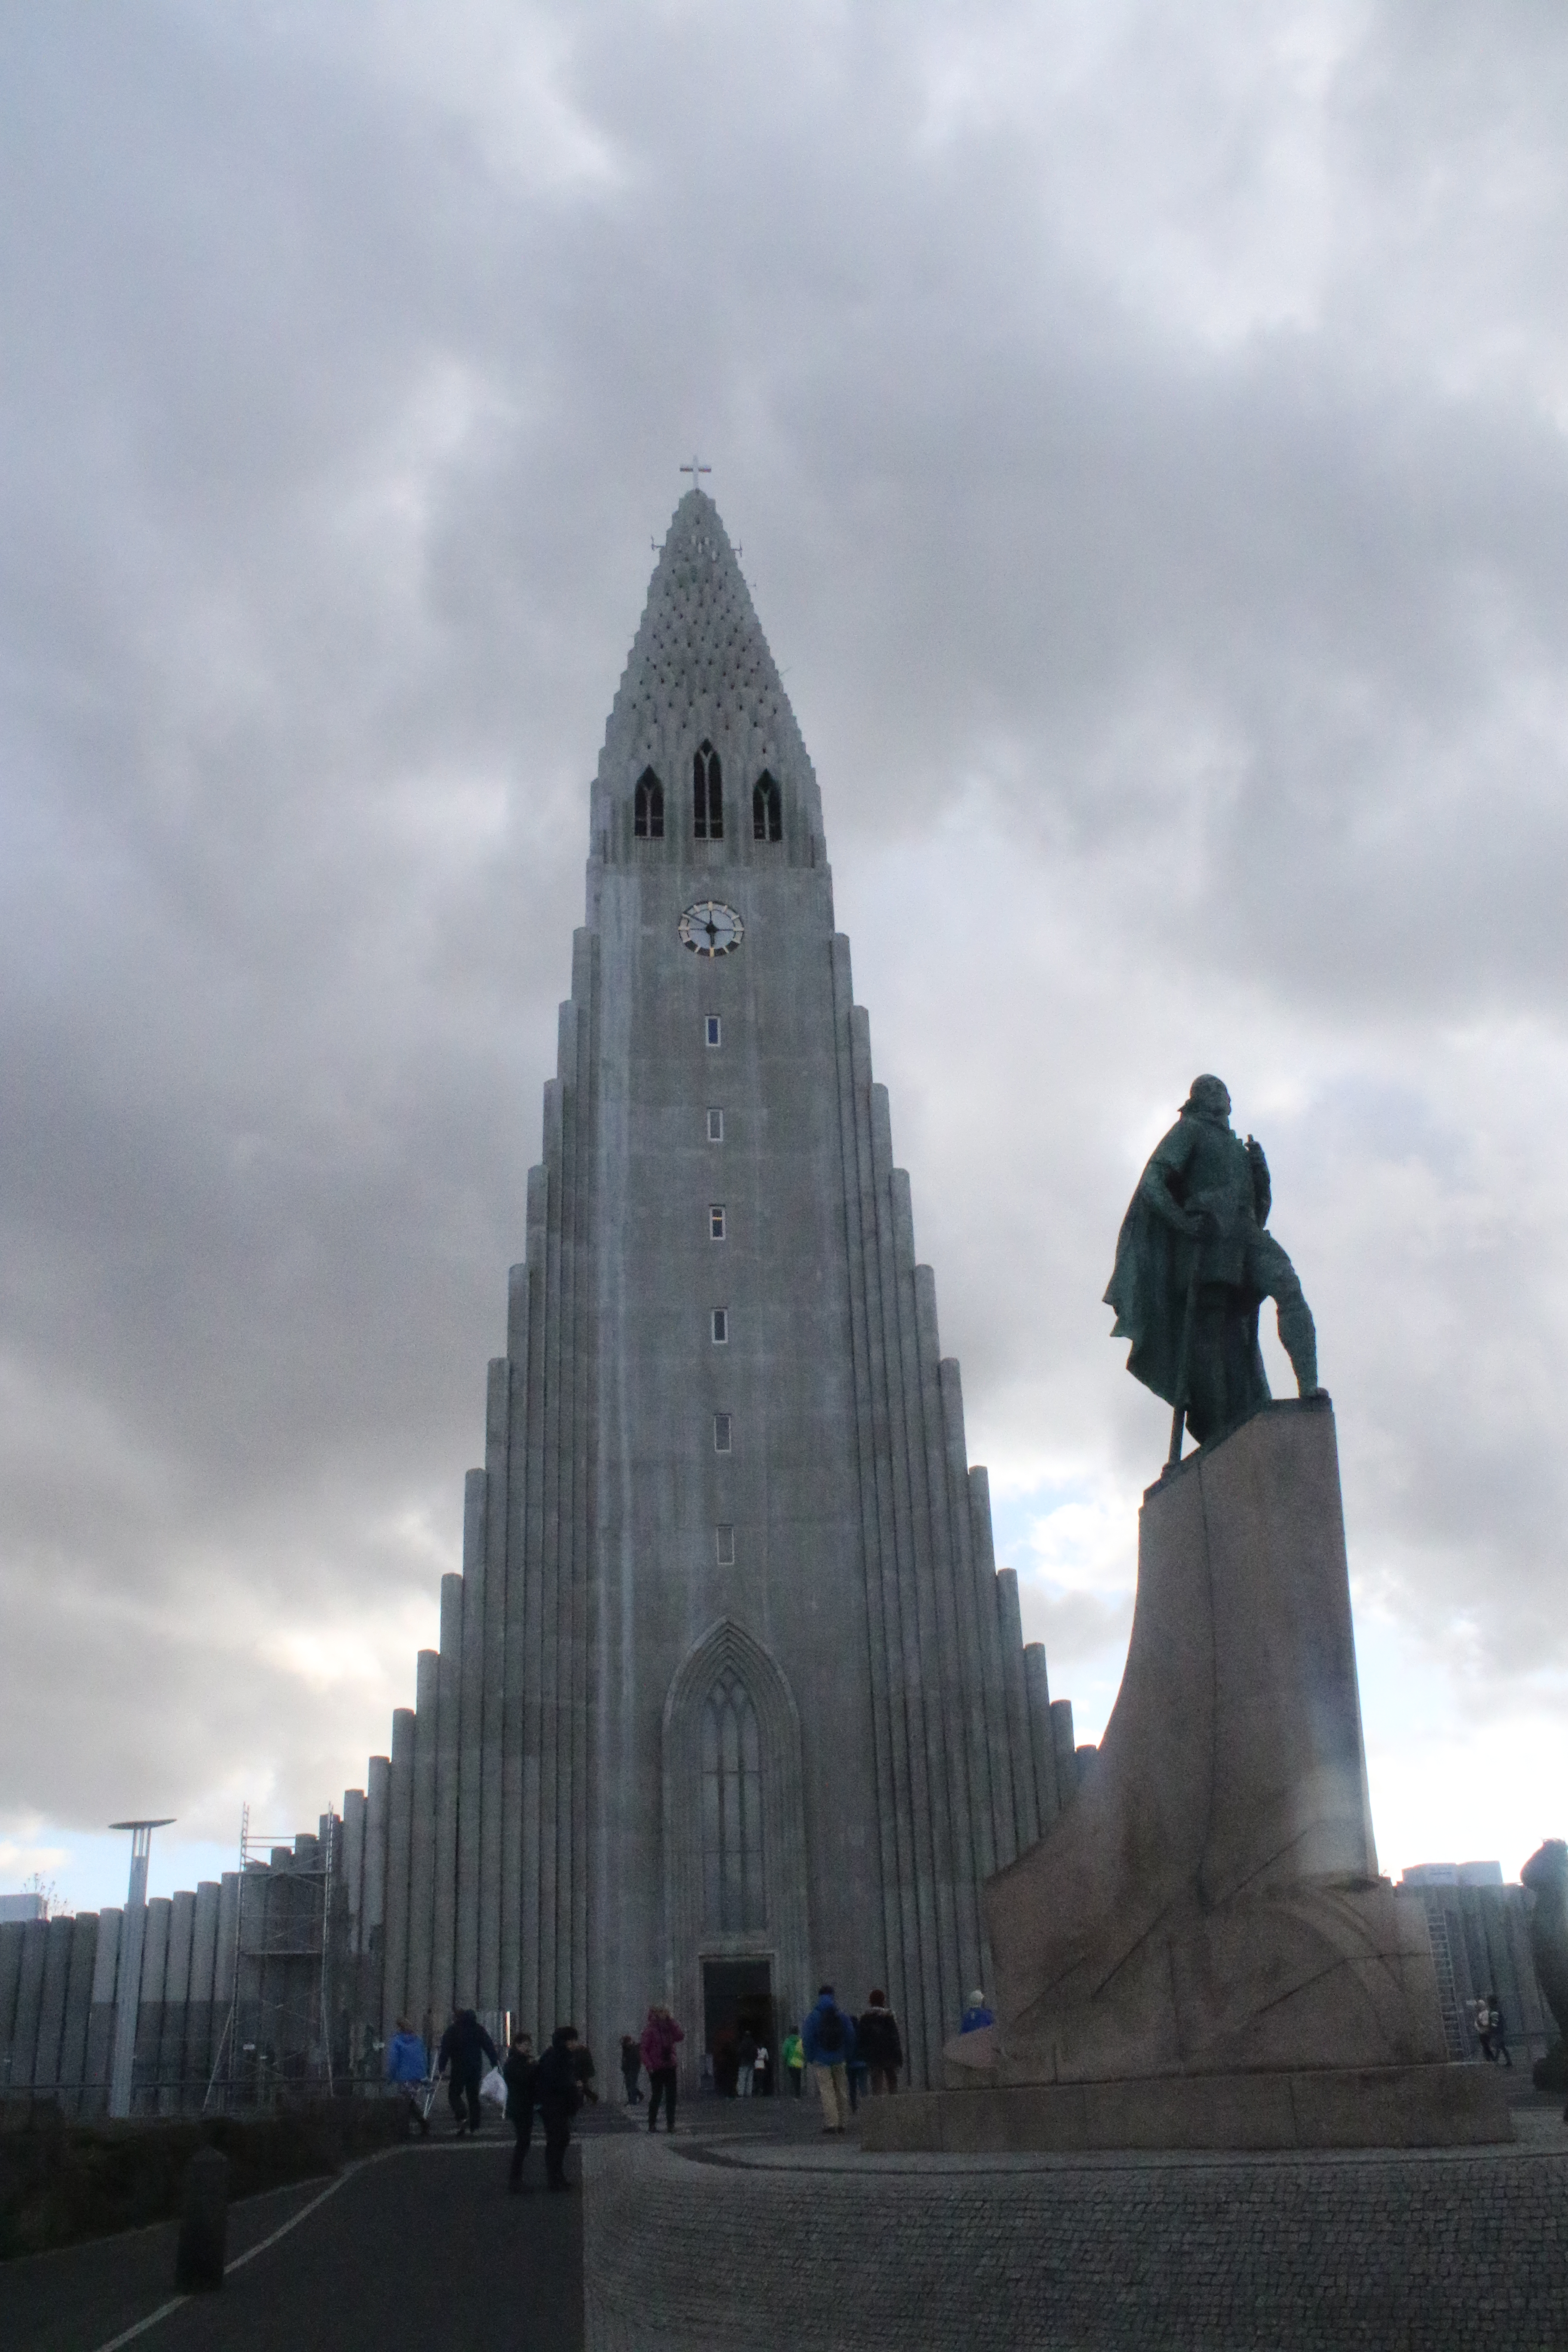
[862,1400,1510,2151]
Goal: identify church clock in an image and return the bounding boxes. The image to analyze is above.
[678,900,744,958]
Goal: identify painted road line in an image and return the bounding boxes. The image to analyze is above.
[85,2148,402,2352]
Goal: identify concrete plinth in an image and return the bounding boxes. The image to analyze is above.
[942,1399,1473,2145]
[859,2062,1511,2152]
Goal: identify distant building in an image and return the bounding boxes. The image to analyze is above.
[0,1822,355,2116]
[0,1893,47,1923]
[1399,1863,1551,2063]
[1400,1861,1504,1889]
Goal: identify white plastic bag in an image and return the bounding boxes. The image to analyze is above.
[479,2064,507,2109]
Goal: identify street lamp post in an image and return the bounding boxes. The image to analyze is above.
[107,1818,174,2120]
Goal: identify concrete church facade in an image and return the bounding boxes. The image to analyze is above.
[352,490,1075,2088]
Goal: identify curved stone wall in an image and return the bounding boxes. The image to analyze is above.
[583,2130,1568,2351]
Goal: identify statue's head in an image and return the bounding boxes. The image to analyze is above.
[1185,1074,1231,1124]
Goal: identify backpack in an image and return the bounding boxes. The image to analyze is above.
[816,2005,845,2055]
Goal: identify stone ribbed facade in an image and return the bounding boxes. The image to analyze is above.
[358,489,1069,2086]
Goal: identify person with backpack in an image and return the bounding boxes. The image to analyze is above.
[503,2030,538,2192]
[640,2002,685,2133]
[536,2025,585,2190]
[620,2034,643,2104]
[802,1984,856,2133]
[436,2007,499,2136]
[857,1990,904,2094]
[384,2015,429,2136]
[782,2024,805,2096]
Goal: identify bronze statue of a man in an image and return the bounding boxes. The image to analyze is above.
[1105,1075,1320,1455]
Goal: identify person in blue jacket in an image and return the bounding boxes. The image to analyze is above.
[385,2015,429,2136]
[801,1984,857,2134]
[960,1988,995,2033]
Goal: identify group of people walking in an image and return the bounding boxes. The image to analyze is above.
[384,2009,598,2191]
[1473,1990,1512,2066]
[384,1978,922,2180]
[796,1985,904,2132]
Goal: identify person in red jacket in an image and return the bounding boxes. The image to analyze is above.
[640,2003,685,2135]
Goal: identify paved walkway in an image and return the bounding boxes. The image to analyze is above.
[0,2126,589,2352]
[13,2089,1559,2349]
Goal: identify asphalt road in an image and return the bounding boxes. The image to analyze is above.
[0,2131,585,2352]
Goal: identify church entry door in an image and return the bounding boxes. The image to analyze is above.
[702,1957,774,2098]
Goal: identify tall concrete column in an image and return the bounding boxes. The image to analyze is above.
[995,1571,1040,1854]
[1023,1642,1061,1828]
[431,1576,463,2018]
[107,1819,173,2120]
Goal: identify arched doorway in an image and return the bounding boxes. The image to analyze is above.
[662,1620,811,2093]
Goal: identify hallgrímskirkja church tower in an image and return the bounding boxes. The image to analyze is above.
[346,489,1077,2087]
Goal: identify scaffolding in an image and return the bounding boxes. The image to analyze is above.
[203,1800,340,2112]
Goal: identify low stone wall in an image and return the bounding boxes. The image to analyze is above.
[582,2131,1568,2351]
[0,2098,405,2260]
[861,2062,1510,2153]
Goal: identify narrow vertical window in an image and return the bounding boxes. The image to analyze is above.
[634,767,665,838]
[707,1108,724,1142]
[705,1016,722,1048]
[693,741,724,839]
[752,771,782,842]
[711,1308,728,1344]
[714,1524,736,1568]
[709,1204,726,1240]
[714,1412,732,1453]
[701,1669,763,1929]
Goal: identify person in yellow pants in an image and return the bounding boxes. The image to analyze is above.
[801,1984,856,2132]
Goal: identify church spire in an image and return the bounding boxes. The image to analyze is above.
[592,490,826,869]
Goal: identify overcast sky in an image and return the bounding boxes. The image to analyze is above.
[3,0,1565,1912]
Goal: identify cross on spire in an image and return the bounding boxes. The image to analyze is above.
[681,453,712,498]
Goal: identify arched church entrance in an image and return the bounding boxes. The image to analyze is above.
[662,1619,811,2095]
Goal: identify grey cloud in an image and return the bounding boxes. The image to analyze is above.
[2,1,1565,1842]
[1015,1589,1136,1677]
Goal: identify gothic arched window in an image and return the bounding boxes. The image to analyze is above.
[634,767,664,839]
[752,772,782,843]
[701,1669,764,1930]
[693,741,723,840]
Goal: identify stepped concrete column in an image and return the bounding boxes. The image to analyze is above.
[107,1818,173,2120]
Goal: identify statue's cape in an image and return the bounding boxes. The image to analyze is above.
[1102,1188,1192,1409]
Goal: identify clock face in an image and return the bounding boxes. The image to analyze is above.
[679,900,745,958]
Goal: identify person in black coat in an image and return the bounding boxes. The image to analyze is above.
[536,2025,584,2190]
[503,2031,538,2192]
[436,2008,499,2136]
[857,1991,904,2095]
[620,2034,643,2103]
[573,2039,599,2105]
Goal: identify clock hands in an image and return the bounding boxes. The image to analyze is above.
[679,900,744,957]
